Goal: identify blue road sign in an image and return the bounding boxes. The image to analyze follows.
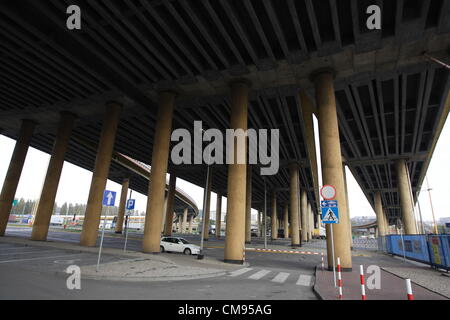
[126,199,136,210]
[102,190,117,207]
[446,223,450,228]
[321,200,339,224]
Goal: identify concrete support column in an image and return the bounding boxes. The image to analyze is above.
[143,92,175,253]
[202,168,213,241]
[178,216,182,233]
[312,69,352,270]
[307,202,312,241]
[283,205,289,239]
[182,208,188,234]
[0,120,36,236]
[289,164,301,246]
[224,81,249,264]
[215,194,222,238]
[245,166,252,244]
[163,174,177,236]
[396,159,418,235]
[271,192,277,240]
[300,190,308,242]
[80,102,122,246]
[374,192,388,237]
[114,178,129,234]
[188,215,193,234]
[31,113,75,241]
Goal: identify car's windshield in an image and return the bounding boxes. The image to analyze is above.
[178,239,189,244]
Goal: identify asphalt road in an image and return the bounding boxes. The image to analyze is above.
[0,227,320,300]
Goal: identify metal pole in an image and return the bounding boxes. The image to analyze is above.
[426,177,439,234]
[123,190,132,252]
[330,223,336,287]
[264,177,267,249]
[96,206,108,272]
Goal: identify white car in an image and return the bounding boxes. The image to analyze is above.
[160,237,200,255]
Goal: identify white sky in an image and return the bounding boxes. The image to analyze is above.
[0,113,449,222]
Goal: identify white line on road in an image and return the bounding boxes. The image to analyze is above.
[0,250,57,256]
[248,269,271,280]
[0,253,84,264]
[296,274,312,286]
[271,272,290,283]
[229,268,253,277]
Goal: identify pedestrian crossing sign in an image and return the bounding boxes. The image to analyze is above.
[321,204,339,224]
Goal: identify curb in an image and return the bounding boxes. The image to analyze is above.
[312,265,324,300]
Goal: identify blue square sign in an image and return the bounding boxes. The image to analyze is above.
[102,190,117,207]
[321,200,339,224]
[126,199,136,210]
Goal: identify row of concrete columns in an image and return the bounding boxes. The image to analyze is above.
[0,70,421,270]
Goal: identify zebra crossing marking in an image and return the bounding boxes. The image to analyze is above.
[248,269,271,280]
[296,274,312,286]
[229,268,253,277]
[271,272,290,283]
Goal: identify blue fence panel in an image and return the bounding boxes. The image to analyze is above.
[427,235,450,271]
[385,235,430,264]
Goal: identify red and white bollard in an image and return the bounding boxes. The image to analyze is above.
[337,257,343,299]
[359,265,366,300]
[405,279,414,300]
[321,252,324,271]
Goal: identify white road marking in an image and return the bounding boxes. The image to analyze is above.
[0,250,57,256]
[271,272,290,283]
[0,253,84,264]
[229,268,253,277]
[248,269,271,280]
[296,274,313,286]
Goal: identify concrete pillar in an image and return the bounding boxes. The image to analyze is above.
[224,80,249,264]
[142,92,175,252]
[31,113,75,241]
[215,194,222,238]
[283,205,289,239]
[245,166,252,244]
[374,192,387,237]
[312,69,352,270]
[188,215,193,234]
[202,168,213,241]
[289,164,301,246]
[114,178,129,234]
[163,174,177,236]
[79,103,121,247]
[0,120,36,236]
[182,208,188,234]
[300,190,308,242]
[307,202,312,241]
[396,159,418,234]
[271,192,277,240]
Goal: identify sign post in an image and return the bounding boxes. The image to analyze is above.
[96,190,116,272]
[320,185,339,288]
[124,195,135,252]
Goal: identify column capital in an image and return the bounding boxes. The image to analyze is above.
[309,68,336,83]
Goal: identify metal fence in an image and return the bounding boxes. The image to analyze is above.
[379,234,450,271]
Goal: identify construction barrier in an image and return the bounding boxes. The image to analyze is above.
[380,234,450,271]
[246,248,322,255]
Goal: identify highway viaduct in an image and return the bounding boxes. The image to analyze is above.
[0,0,449,271]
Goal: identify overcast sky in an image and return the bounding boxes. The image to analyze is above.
[0,113,448,223]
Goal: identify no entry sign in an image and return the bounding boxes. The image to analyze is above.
[320,185,336,200]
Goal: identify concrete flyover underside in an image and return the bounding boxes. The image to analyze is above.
[0,1,449,234]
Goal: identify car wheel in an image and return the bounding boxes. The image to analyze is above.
[160,246,165,253]
[183,248,192,255]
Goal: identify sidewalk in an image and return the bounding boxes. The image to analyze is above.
[314,251,449,300]
[0,236,243,282]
